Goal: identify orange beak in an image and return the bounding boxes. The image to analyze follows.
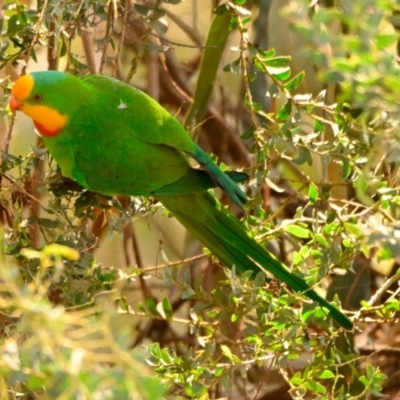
[9,97,22,112]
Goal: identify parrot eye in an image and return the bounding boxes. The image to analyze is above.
[32,94,42,102]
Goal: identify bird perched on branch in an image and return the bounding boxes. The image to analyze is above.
[9,71,352,330]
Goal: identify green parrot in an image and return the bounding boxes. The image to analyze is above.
[9,71,352,330]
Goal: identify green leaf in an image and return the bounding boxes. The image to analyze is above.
[134,4,165,19]
[314,118,325,134]
[376,246,393,260]
[223,58,241,74]
[264,56,291,67]
[275,101,292,122]
[342,238,351,248]
[284,225,311,239]
[146,297,158,316]
[310,249,323,257]
[319,370,335,379]
[253,58,267,73]
[290,374,303,386]
[269,66,291,81]
[385,299,400,311]
[251,102,262,111]
[253,271,265,287]
[221,344,232,359]
[99,273,115,282]
[258,48,276,59]
[304,381,326,394]
[160,348,173,364]
[240,126,255,140]
[376,33,398,49]
[284,71,305,91]
[182,288,196,299]
[315,233,329,248]
[344,222,364,237]
[27,376,46,390]
[308,184,318,205]
[339,156,352,179]
[220,345,241,363]
[293,147,312,166]
[183,266,191,287]
[184,382,207,397]
[293,251,303,266]
[156,297,173,319]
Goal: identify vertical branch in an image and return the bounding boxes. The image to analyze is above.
[118,196,153,302]
[0,0,8,174]
[2,115,15,160]
[236,13,271,213]
[125,0,162,83]
[147,48,159,100]
[99,2,114,75]
[47,16,59,71]
[0,63,11,191]
[26,0,50,247]
[82,28,97,74]
[28,138,44,248]
[112,0,128,77]
[4,0,48,205]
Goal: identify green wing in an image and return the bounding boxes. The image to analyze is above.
[152,169,248,195]
[78,75,247,206]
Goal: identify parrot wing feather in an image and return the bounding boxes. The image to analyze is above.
[152,169,248,196]
[81,74,248,207]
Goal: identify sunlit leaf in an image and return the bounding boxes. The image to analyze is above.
[284,71,305,91]
[308,184,318,204]
[284,225,311,239]
[275,101,292,122]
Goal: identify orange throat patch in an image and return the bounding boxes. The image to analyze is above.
[22,104,68,137]
[34,120,62,137]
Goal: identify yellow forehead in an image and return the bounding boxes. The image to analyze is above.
[11,74,34,100]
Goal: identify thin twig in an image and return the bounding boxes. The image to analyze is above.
[99,2,114,75]
[24,0,49,70]
[0,114,16,190]
[352,271,400,323]
[3,113,15,157]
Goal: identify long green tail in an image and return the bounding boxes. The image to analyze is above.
[156,192,353,330]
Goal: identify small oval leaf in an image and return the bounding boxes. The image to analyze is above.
[284,225,311,239]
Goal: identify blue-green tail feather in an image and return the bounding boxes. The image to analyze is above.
[157,192,353,330]
[186,144,248,208]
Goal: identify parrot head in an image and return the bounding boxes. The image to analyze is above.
[9,71,83,137]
